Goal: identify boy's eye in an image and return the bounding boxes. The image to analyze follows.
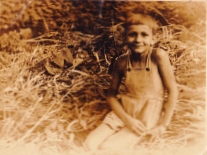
[141,32,149,37]
[128,32,136,37]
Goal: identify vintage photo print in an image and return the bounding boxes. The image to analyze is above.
[0,0,206,155]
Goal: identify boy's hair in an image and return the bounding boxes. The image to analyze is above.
[123,13,159,34]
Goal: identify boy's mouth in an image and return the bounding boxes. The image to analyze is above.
[132,44,145,48]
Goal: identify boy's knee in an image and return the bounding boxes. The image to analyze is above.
[99,142,111,150]
[99,141,122,150]
[84,138,99,151]
[84,123,115,151]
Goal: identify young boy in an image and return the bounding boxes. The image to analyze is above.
[84,13,178,150]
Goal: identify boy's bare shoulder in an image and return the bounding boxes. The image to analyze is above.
[114,53,128,71]
[152,48,169,63]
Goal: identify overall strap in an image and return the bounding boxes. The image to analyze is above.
[145,47,153,72]
[127,47,153,72]
[127,51,132,72]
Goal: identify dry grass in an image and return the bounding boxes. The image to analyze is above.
[0,36,112,154]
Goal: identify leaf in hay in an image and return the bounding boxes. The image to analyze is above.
[62,47,73,64]
[45,59,62,75]
[51,52,64,69]
[73,58,84,67]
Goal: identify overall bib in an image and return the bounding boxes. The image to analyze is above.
[121,49,165,130]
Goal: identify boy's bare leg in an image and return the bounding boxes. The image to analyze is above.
[84,123,116,151]
[99,126,142,150]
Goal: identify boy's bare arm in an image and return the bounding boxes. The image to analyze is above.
[154,48,178,127]
[106,56,145,135]
[106,57,129,121]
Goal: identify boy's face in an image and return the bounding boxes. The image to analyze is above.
[125,25,154,54]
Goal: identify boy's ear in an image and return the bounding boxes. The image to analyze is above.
[151,36,156,46]
[150,39,154,46]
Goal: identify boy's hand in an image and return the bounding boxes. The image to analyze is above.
[144,124,166,136]
[125,117,146,136]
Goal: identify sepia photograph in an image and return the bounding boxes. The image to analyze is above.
[0,0,206,155]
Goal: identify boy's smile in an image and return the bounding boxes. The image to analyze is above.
[126,25,154,54]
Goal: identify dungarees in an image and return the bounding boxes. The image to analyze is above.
[100,51,164,149]
[101,49,165,149]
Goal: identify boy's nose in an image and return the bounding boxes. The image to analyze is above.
[135,35,142,42]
